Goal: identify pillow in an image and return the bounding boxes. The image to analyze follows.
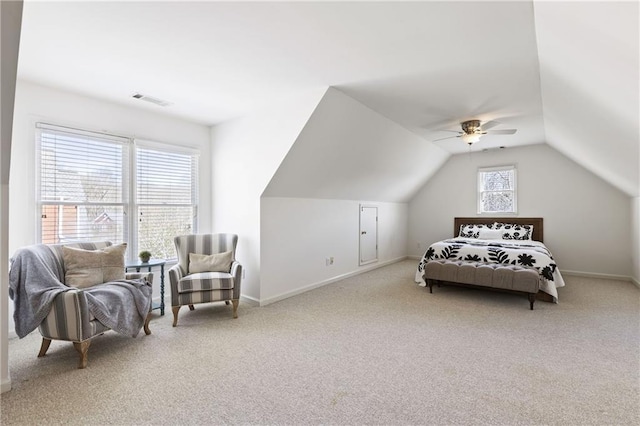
[493,222,533,240]
[458,223,493,239]
[189,251,233,274]
[477,228,503,240]
[63,243,127,288]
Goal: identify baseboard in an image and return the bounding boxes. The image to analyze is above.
[1,376,11,393]
[561,270,633,282]
[632,277,640,289]
[259,256,408,306]
[240,294,260,307]
[408,255,422,260]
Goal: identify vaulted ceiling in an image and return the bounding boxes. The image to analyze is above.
[17,1,638,197]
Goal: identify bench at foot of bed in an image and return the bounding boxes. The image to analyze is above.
[423,259,540,310]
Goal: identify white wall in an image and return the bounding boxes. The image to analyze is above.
[263,87,449,202]
[210,88,327,302]
[632,197,640,284]
[260,198,407,304]
[1,0,23,394]
[8,80,212,334]
[408,144,632,278]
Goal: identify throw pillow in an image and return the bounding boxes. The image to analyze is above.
[459,223,492,239]
[189,251,233,274]
[478,228,503,240]
[63,243,127,288]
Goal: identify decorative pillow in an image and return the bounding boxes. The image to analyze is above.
[493,222,533,240]
[189,251,233,274]
[63,243,127,288]
[477,228,503,240]
[458,223,493,239]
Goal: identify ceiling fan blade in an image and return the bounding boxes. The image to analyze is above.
[432,135,461,142]
[486,129,517,135]
[481,120,501,130]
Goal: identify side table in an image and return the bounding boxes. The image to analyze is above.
[126,259,166,315]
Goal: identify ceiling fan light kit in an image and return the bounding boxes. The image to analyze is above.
[433,119,517,146]
[461,132,482,145]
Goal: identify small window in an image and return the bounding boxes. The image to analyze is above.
[477,165,517,214]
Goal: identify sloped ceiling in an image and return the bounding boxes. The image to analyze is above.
[16,1,639,199]
[262,87,449,202]
[534,1,639,197]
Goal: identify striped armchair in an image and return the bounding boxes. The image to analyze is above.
[9,241,153,369]
[169,234,242,327]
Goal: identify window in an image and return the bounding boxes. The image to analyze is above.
[135,144,198,260]
[477,165,517,214]
[36,123,198,261]
[37,124,130,246]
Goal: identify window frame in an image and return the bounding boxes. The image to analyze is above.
[132,139,199,261]
[35,123,132,247]
[477,165,517,215]
[35,123,199,262]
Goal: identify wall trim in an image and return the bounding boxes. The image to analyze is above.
[556,270,633,282]
[1,377,11,393]
[259,256,408,306]
[240,294,260,307]
[631,277,640,289]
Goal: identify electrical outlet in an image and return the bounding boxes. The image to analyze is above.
[330,256,334,265]
[326,257,335,266]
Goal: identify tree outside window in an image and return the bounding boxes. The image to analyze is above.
[477,166,517,214]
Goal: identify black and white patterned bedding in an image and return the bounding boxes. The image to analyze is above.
[415,238,565,301]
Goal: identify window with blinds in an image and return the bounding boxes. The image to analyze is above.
[36,123,199,261]
[136,146,198,260]
[37,124,130,245]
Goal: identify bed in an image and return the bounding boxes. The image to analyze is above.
[415,217,565,308]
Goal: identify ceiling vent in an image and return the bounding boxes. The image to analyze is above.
[131,93,173,107]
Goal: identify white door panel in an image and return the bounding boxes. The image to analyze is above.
[359,205,378,265]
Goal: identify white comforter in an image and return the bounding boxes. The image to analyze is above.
[415,238,566,302]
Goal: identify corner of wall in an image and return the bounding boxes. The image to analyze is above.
[632,197,640,284]
[1,0,23,395]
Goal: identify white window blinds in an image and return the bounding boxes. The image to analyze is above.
[37,123,130,244]
[36,123,199,261]
[135,145,198,260]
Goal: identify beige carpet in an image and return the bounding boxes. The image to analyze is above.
[2,260,639,425]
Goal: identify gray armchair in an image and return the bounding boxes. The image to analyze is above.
[9,241,153,369]
[168,233,242,326]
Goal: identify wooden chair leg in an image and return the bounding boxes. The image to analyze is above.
[144,312,152,335]
[172,306,181,327]
[38,338,52,357]
[73,340,91,369]
[232,299,239,319]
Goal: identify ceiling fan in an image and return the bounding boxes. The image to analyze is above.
[433,119,517,145]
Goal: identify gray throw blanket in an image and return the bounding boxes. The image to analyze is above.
[9,244,152,339]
